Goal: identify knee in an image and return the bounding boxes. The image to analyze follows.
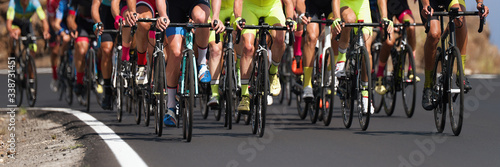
[427,30,441,42]
[209,44,222,59]
[102,45,113,57]
[62,35,71,43]
[191,10,208,23]
[242,42,254,56]
[344,13,357,23]
[138,22,150,31]
[76,43,87,55]
[408,26,416,34]
[274,33,285,46]
[305,31,318,44]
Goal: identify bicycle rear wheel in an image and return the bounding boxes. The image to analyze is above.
[448,47,464,136]
[401,45,416,118]
[433,49,446,133]
[25,54,37,107]
[358,46,371,131]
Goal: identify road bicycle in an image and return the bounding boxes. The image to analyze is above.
[337,20,389,130]
[11,34,47,107]
[239,17,294,137]
[426,6,485,136]
[377,21,423,117]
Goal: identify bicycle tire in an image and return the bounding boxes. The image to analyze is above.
[85,50,94,112]
[155,53,165,137]
[371,41,383,114]
[257,50,268,137]
[116,54,124,122]
[297,77,306,119]
[401,45,416,118]
[226,49,235,129]
[341,57,353,129]
[383,50,397,116]
[322,47,335,126]
[448,46,464,136]
[15,55,24,107]
[358,46,371,131]
[65,57,74,106]
[184,51,195,141]
[433,48,446,133]
[200,95,209,119]
[25,53,37,107]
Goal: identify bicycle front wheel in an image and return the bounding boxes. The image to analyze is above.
[25,53,37,107]
[433,49,446,133]
[401,45,416,118]
[15,56,24,107]
[448,46,464,136]
[183,51,195,141]
[322,47,335,126]
[358,46,371,131]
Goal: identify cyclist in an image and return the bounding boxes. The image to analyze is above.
[234,0,296,111]
[47,0,61,92]
[111,0,134,64]
[53,0,73,90]
[419,0,488,110]
[6,0,50,93]
[123,0,159,87]
[207,0,233,106]
[155,0,224,126]
[66,0,95,102]
[374,0,419,95]
[297,0,334,99]
[332,0,393,114]
[92,0,118,110]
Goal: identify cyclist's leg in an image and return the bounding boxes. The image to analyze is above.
[120,6,132,61]
[49,24,59,83]
[302,21,319,98]
[208,31,223,105]
[335,6,356,77]
[164,33,183,125]
[375,21,396,95]
[237,3,258,111]
[267,2,287,96]
[419,1,442,110]
[135,5,153,85]
[450,1,470,88]
[294,0,304,57]
[100,5,117,109]
[74,26,90,96]
[191,1,211,83]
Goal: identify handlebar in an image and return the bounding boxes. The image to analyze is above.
[334,21,390,41]
[425,6,485,33]
[234,18,294,45]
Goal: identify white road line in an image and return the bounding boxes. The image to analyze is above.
[0,68,52,74]
[468,74,498,79]
[0,107,148,167]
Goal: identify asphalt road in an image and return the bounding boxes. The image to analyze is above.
[1,73,500,167]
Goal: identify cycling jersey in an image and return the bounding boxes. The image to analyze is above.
[69,0,94,39]
[99,5,117,42]
[7,0,46,20]
[137,0,157,17]
[47,0,60,18]
[241,0,286,35]
[102,0,112,6]
[340,0,372,35]
[369,0,380,23]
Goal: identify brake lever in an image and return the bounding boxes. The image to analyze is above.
[213,20,220,44]
[478,4,485,33]
[425,6,432,33]
[235,19,245,44]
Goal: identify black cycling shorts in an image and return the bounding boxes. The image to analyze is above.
[418,0,456,23]
[166,0,210,23]
[99,5,117,42]
[387,0,410,20]
[12,18,33,37]
[76,18,94,39]
[305,0,332,19]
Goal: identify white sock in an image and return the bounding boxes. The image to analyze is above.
[198,47,208,65]
[167,87,177,109]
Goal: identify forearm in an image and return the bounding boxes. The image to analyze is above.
[234,0,243,18]
[42,19,50,33]
[211,0,221,20]
[127,0,136,13]
[6,19,13,33]
[156,0,167,17]
[421,0,430,7]
[377,0,388,18]
[67,15,78,31]
[54,19,63,32]
[111,0,120,18]
[296,0,305,15]
[332,0,340,19]
[91,0,102,23]
[283,0,294,19]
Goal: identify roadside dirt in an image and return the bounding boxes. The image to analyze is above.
[0,108,84,167]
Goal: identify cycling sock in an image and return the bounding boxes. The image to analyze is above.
[29,43,37,52]
[197,47,208,65]
[337,47,347,63]
[52,66,58,80]
[460,55,466,75]
[361,81,368,97]
[294,32,303,56]
[303,67,313,88]
[377,63,386,78]
[269,61,279,75]
[104,79,112,95]
[241,84,249,97]
[167,86,177,109]
[424,70,433,88]
[137,51,147,66]
[76,72,84,85]
[211,83,219,97]
[122,46,130,61]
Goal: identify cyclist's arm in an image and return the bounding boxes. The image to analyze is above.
[377,0,388,19]
[296,0,305,16]
[111,0,120,18]
[156,0,168,18]
[234,0,242,19]
[283,0,294,19]
[332,0,341,20]
[67,6,78,31]
[91,0,102,24]
[54,0,67,33]
[33,0,50,37]
[420,0,430,9]
[211,0,221,21]
[127,0,136,13]
[6,0,15,34]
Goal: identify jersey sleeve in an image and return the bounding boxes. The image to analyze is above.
[68,0,77,16]
[56,0,68,19]
[32,0,46,20]
[7,0,15,20]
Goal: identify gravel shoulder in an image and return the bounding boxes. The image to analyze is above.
[0,108,84,166]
